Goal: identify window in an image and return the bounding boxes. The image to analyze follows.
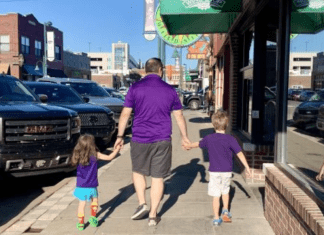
[55,46,61,60]
[99,66,103,70]
[0,35,10,53]
[90,58,103,61]
[35,40,42,57]
[293,66,299,70]
[21,36,30,54]
[293,57,311,61]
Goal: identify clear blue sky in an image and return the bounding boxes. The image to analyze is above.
[1,0,324,68]
[0,0,198,69]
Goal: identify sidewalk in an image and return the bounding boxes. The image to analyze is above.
[4,110,274,235]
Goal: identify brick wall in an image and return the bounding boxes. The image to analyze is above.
[265,165,324,235]
[289,76,312,89]
[229,33,240,131]
[92,74,113,87]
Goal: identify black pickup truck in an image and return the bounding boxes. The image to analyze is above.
[0,75,81,177]
[25,82,116,151]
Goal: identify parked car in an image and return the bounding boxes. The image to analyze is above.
[25,82,116,151]
[290,90,303,101]
[118,86,128,96]
[317,104,324,137]
[293,92,324,129]
[104,87,125,101]
[299,90,316,102]
[0,75,81,177]
[37,78,132,129]
[183,89,204,110]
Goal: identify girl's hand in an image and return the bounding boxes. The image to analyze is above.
[316,172,324,181]
[115,144,122,152]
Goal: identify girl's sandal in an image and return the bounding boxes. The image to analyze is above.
[221,210,232,223]
[77,223,85,231]
[89,216,98,227]
[213,218,223,226]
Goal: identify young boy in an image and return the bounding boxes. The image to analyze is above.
[187,110,251,226]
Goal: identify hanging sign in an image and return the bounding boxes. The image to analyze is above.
[187,40,209,59]
[47,31,55,62]
[155,4,202,47]
[143,0,156,41]
[290,34,299,40]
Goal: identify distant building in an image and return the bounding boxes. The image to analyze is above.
[87,52,112,74]
[289,52,317,89]
[0,13,65,80]
[313,52,324,90]
[63,51,91,79]
[112,41,139,74]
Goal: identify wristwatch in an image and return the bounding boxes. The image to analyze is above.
[117,135,124,139]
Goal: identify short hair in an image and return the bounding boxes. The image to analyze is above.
[145,58,163,74]
[211,110,229,131]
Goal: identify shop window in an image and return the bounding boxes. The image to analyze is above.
[21,36,30,54]
[0,35,10,53]
[55,46,61,60]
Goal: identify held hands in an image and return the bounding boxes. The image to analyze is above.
[245,168,252,178]
[114,137,124,151]
[181,137,192,151]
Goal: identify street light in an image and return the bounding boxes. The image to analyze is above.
[41,21,52,77]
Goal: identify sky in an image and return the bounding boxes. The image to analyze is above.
[0,0,199,69]
[1,0,324,69]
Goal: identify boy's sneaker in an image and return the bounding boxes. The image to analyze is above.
[213,218,222,226]
[221,209,232,223]
[89,216,98,227]
[148,217,161,227]
[131,203,149,220]
[76,223,84,231]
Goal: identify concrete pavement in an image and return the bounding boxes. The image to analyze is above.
[3,110,274,235]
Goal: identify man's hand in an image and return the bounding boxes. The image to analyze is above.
[181,137,191,150]
[316,172,324,181]
[114,137,124,151]
[245,168,252,178]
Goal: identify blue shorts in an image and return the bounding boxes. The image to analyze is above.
[73,187,98,202]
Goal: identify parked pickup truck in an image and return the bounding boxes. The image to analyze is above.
[37,77,133,129]
[25,82,116,151]
[0,75,81,177]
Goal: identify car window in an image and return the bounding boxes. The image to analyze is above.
[30,85,84,103]
[309,92,324,102]
[62,82,109,97]
[0,80,37,102]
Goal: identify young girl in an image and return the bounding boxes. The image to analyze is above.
[72,134,121,231]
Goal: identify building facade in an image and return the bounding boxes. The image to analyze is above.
[87,52,112,74]
[312,52,324,90]
[0,13,64,80]
[112,41,139,74]
[63,51,91,79]
[289,52,317,89]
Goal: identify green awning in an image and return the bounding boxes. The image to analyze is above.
[291,1,324,34]
[160,0,241,35]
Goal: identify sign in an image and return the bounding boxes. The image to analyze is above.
[187,40,209,60]
[144,0,156,41]
[47,31,55,62]
[155,5,202,47]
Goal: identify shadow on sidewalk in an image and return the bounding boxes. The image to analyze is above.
[189,117,211,124]
[97,184,136,226]
[158,159,208,217]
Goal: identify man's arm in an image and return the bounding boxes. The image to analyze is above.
[172,109,191,148]
[114,107,132,149]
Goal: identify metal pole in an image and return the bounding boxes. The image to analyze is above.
[43,23,48,77]
[161,40,166,81]
[158,38,162,59]
[179,47,183,92]
[274,0,292,163]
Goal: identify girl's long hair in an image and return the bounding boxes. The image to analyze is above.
[71,134,98,166]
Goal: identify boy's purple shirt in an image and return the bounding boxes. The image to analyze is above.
[123,74,183,143]
[76,156,98,188]
[199,133,242,172]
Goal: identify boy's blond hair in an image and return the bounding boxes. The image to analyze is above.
[212,110,229,131]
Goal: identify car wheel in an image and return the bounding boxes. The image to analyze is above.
[189,100,200,110]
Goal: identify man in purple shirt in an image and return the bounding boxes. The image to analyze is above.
[114,58,191,226]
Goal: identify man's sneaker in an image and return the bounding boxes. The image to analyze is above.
[131,203,149,220]
[148,217,161,226]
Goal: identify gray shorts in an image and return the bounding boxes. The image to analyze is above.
[130,140,172,178]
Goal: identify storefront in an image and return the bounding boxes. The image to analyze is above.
[161,0,324,234]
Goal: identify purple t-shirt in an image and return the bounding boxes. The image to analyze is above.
[76,156,98,188]
[199,133,242,172]
[124,74,183,143]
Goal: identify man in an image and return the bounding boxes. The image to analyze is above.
[114,58,191,226]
